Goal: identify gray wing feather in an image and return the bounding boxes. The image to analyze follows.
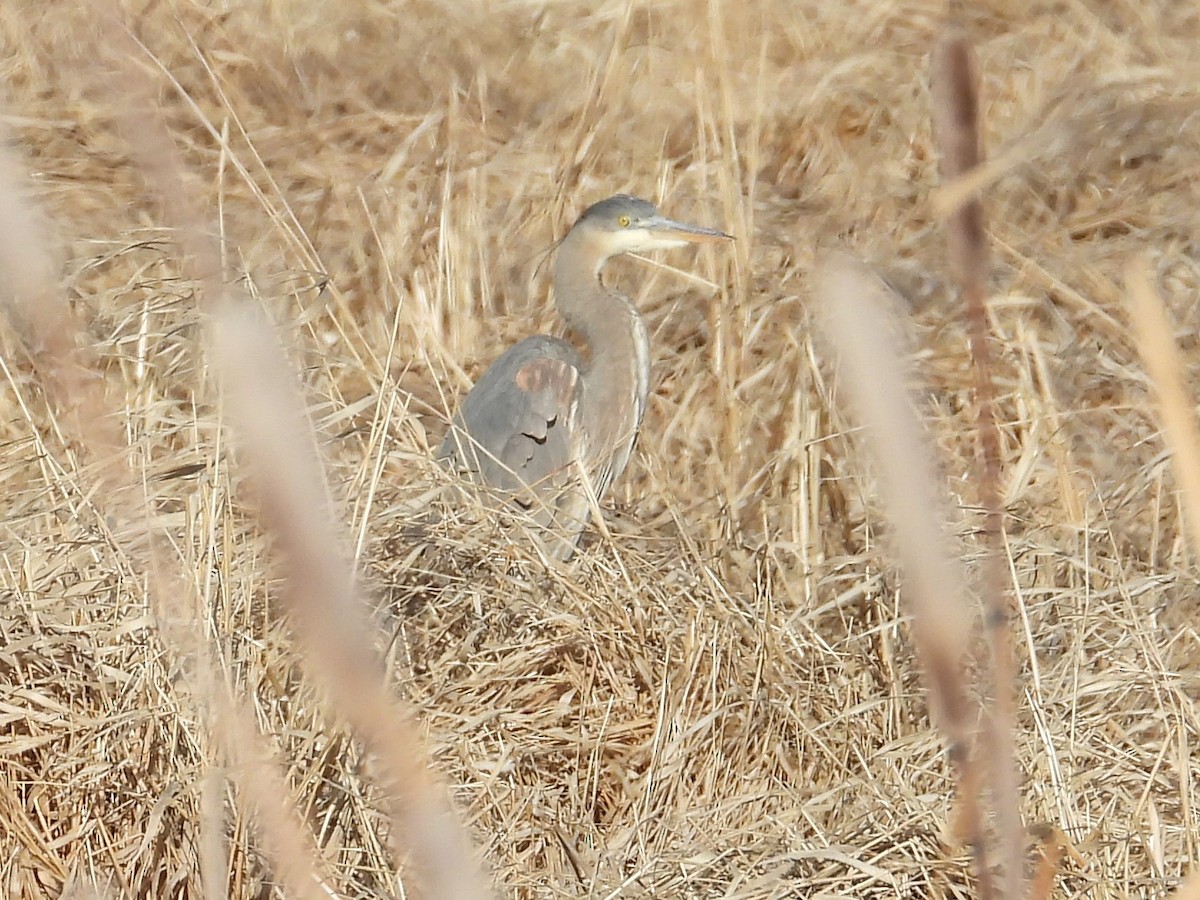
[439,336,583,496]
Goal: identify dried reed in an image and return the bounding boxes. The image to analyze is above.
[931,28,1023,900]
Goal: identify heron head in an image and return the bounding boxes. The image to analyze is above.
[576,194,733,259]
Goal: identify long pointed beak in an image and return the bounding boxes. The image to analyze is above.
[645,215,734,244]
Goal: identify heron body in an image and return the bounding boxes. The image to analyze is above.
[440,195,732,557]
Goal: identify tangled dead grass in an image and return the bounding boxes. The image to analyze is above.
[3,0,1200,897]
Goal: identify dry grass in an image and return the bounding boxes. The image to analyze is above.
[2,0,1200,897]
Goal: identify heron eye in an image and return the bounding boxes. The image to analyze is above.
[618,215,631,227]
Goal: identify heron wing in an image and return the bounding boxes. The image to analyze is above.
[439,336,583,497]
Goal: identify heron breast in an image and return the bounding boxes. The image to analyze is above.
[578,314,651,497]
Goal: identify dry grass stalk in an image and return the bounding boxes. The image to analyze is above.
[0,7,487,897]
[813,253,985,890]
[214,304,490,900]
[91,10,491,899]
[25,11,376,897]
[0,132,117,464]
[0,100,341,900]
[1125,257,1200,561]
[931,28,1024,899]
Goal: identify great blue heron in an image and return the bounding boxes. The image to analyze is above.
[439,194,732,557]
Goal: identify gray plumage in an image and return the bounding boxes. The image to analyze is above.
[439,194,732,557]
[441,336,581,498]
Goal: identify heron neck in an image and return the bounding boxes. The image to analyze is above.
[552,230,606,335]
[553,229,651,436]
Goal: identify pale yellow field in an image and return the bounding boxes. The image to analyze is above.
[2,1,1199,897]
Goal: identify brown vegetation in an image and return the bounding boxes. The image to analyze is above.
[2,0,1200,897]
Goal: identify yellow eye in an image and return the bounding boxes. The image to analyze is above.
[618,215,631,227]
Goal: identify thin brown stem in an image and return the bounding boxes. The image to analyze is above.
[932,27,1025,900]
